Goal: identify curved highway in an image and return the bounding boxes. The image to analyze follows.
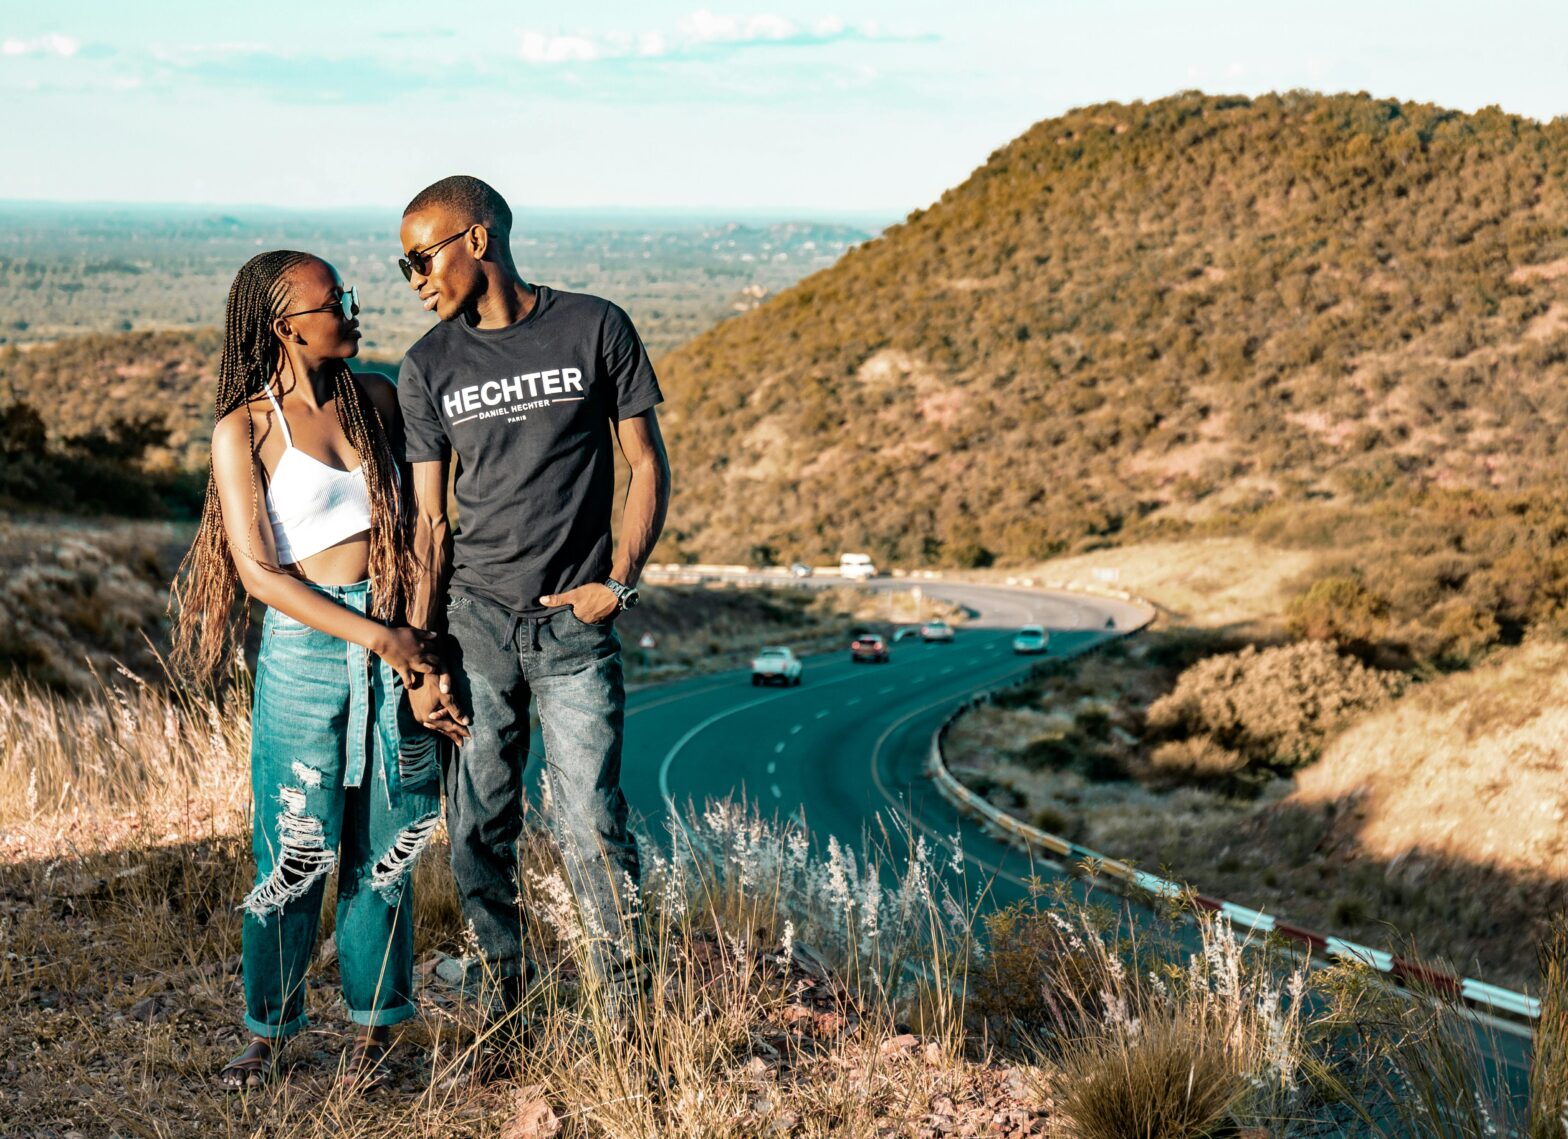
[536,579,1148,903]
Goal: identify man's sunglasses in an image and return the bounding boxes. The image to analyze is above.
[280,286,358,321]
[399,229,470,281]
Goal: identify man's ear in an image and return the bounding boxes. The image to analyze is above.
[469,224,490,261]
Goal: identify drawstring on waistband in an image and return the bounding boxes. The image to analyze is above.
[504,612,551,652]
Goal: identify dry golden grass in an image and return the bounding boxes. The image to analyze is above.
[999,537,1319,633]
[5,664,1564,1136]
[1292,636,1568,879]
[0,674,1043,1138]
[0,669,249,861]
[0,517,186,691]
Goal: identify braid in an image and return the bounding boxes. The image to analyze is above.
[329,363,416,622]
[169,250,314,677]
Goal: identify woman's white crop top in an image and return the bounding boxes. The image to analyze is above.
[261,385,373,564]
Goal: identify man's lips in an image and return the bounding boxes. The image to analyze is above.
[422,293,438,312]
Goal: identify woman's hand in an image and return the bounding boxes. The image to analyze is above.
[410,680,470,745]
[370,626,443,688]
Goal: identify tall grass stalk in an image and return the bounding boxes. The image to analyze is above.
[1530,917,1568,1139]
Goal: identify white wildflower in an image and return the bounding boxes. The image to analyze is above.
[825,836,851,913]
[859,869,881,949]
[529,869,586,950]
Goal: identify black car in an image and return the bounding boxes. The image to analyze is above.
[851,633,890,663]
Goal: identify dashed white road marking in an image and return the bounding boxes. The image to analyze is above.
[774,741,786,754]
[846,697,862,707]
[815,709,830,719]
[939,667,955,676]
[789,724,802,735]
[766,761,776,774]
[770,783,782,799]
[879,685,895,695]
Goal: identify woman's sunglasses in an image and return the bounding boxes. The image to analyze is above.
[399,229,470,281]
[280,286,358,321]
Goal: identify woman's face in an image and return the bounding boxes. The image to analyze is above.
[277,258,361,360]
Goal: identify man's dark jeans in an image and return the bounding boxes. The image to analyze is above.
[443,592,640,998]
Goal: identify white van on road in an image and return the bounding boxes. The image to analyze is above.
[839,552,877,581]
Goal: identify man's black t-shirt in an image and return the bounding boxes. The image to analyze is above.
[398,286,662,616]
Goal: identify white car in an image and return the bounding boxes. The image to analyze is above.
[921,620,955,643]
[839,552,877,581]
[1012,625,1049,655]
[751,646,803,686]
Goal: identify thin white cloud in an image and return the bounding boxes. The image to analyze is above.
[680,11,795,44]
[3,33,79,58]
[515,12,925,66]
[519,31,599,64]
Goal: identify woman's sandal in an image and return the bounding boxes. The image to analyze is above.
[341,1031,392,1091]
[217,1037,277,1091]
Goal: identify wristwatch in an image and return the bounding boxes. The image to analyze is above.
[604,577,640,611]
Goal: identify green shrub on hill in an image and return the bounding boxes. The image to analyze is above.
[1144,641,1406,773]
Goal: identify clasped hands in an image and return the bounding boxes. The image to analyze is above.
[382,584,620,746]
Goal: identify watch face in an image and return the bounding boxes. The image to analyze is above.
[623,589,640,609]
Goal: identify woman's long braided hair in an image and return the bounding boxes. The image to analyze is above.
[170,250,415,677]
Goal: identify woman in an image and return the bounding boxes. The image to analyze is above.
[171,250,447,1090]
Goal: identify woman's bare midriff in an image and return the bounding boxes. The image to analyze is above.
[283,532,372,585]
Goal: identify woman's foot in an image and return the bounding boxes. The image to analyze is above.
[217,1036,276,1091]
[341,1026,392,1091]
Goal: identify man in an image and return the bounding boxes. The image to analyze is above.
[395,175,670,1039]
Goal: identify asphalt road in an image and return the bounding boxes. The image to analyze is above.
[535,579,1149,901]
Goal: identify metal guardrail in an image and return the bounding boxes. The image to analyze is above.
[922,592,1543,1026]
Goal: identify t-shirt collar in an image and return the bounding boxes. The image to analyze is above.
[455,284,551,341]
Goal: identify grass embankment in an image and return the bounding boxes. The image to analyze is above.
[4,673,1566,1136]
[951,538,1568,991]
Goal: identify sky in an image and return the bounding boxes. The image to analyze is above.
[4,1,1568,218]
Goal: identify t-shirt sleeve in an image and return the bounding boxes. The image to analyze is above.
[397,354,450,463]
[599,302,663,422]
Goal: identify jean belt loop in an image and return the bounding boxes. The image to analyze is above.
[503,611,522,652]
[530,615,545,653]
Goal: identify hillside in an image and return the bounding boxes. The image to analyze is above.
[656,91,1568,569]
[0,330,221,471]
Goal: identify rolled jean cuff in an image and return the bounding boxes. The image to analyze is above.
[244,1010,308,1041]
[348,1001,417,1029]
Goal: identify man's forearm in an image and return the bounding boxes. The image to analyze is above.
[409,514,452,631]
[611,453,670,587]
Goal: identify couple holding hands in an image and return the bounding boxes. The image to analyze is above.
[169,175,671,1089]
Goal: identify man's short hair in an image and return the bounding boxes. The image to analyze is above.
[403,175,512,241]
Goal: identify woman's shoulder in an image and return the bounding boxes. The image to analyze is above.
[212,399,260,451]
